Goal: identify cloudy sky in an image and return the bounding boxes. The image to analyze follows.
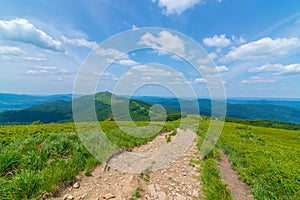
[1,0,300,98]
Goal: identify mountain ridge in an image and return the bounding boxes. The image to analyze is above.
[1,93,300,124]
[0,92,183,124]
[133,96,300,124]
[0,93,72,112]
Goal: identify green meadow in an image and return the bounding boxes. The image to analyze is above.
[0,116,299,199]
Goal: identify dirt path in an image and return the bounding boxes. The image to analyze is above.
[219,151,254,200]
[50,129,203,200]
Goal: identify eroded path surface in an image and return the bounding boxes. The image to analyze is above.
[50,129,203,200]
[219,151,254,200]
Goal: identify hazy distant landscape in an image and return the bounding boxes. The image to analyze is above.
[1,92,300,125]
[0,93,72,112]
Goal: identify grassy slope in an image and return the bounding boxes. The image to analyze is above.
[219,123,300,199]
[0,132,99,200]
[0,116,299,199]
[197,119,233,200]
[197,119,300,200]
[225,117,300,131]
[0,121,180,199]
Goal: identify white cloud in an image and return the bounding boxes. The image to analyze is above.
[217,65,229,72]
[25,66,72,76]
[95,47,128,58]
[0,46,46,61]
[203,34,232,48]
[194,77,206,83]
[125,65,186,83]
[114,65,195,97]
[198,65,229,73]
[208,52,218,60]
[125,65,188,87]
[131,25,138,30]
[94,47,139,66]
[132,65,176,77]
[142,76,153,81]
[0,18,63,52]
[138,31,186,57]
[250,63,300,75]
[231,35,246,44]
[197,52,218,65]
[194,74,226,85]
[117,59,139,66]
[61,36,97,49]
[240,76,276,84]
[222,37,300,62]
[152,0,202,15]
[0,46,24,55]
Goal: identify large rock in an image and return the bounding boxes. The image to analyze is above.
[175,193,186,200]
[63,194,74,200]
[73,182,80,189]
[157,191,167,200]
[192,189,199,197]
[147,184,157,196]
[103,193,116,199]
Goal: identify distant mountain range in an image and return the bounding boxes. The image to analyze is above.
[0,93,72,112]
[133,96,300,124]
[0,92,300,124]
[0,92,182,124]
[227,99,300,108]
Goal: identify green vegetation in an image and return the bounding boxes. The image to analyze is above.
[0,100,72,124]
[218,123,300,199]
[165,135,171,142]
[129,186,142,200]
[0,123,75,145]
[1,111,299,199]
[0,132,99,199]
[200,151,232,200]
[225,117,300,130]
[140,166,152,182]
[197,118,300,199]
[0,120,180,199]
[165,129,177,142]
[197,120,233,200]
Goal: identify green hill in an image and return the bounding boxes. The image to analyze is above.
[0,92,183,124]
[0,100,72,124]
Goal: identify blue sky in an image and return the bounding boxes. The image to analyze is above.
[1,0,300,98]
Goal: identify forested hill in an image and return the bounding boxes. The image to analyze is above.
[226,104,300,124]
[0,93,72,112]
[0,100,72,124]
[0,92,182,124]
[133,96,300,124]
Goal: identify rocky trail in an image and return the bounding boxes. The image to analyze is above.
[50,129,203,200]
[49,129,254,200]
